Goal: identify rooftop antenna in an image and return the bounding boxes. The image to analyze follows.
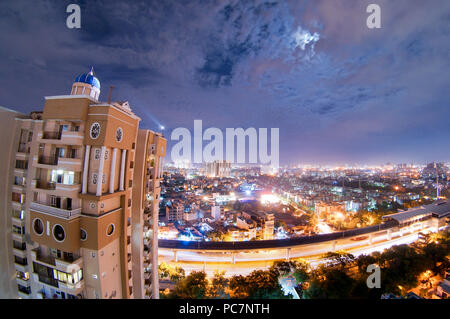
[107,85,115,104]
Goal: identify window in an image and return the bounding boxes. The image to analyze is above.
[16,271,29,281]
[80,229,87,241]
[13,225,24,234]
[11,210,24,220]
[14,176,25,186]
[33,218,44,235]
[53,224,66,242]
[63,171,75,185]
[50,196,57,207]
[12,193,24,203]
[15,160,28,170]
[52,269,83,285]
[106,224,115,236]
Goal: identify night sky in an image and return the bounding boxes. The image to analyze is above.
[0,0,449,165]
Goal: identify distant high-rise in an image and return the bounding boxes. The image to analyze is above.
[0,69,166,299]
[205,160,231,178]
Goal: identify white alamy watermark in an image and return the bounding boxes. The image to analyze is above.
[366,264,381,288]
[170,120,279,168]
[66,4,81,29]
[366,4,381,29]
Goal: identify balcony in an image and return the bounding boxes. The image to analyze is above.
[17,285,31,297]
[13,241,26,251]
[55,183,82,194]
[12,216,25,227]
[42,131,62,140]
[17,143,29,153]
[12,232,25,242]
[35,180,56,190]
[31,249,83,274]
[30,202,81,219]
[13,248,27,259]
[56,157,82,171]
[60,130,84,146]
[38,156,58,166]
[58,279,85,295]
[37,274,59,288]
[16,277,30,287]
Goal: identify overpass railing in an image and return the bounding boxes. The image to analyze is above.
[159,220,399,251]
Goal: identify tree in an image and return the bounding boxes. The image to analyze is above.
[244,269,287,299]
[378,244,428,294]
[172,271,209,299]
[322,251,356,269]
[229,275,248,299]
[303,266,355,299]
[158,262,185,282]
[208,271,230,299]
[421,242,449,274]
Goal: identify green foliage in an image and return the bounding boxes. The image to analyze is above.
[208,271,230,299]
[167,230,450,299]
[171,271,208,299]
[159,262,185,282]
[322,251,355,268]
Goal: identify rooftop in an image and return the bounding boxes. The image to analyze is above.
[382,200,450,224]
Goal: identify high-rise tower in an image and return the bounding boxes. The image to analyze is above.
[0,69,166,299]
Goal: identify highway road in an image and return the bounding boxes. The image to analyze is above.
[158,224,425,277]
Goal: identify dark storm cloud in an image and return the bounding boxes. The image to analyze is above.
[0,0,449,164]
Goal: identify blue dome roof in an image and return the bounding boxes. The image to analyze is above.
[74,68,100,89]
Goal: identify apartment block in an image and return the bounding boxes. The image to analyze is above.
[0,69,165,299]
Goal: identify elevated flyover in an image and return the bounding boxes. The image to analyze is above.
[158,201,449,274]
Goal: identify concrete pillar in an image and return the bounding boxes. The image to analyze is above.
[119,149,127,191]
[387,229,392,241]
[174,250,178,262]
[96,146,106,196]
[231,252,235,264]
[109,148,117,193]
[82,145,91,194]
[368,234,373,245]
[332,240,337,252]
[286,248,291,261]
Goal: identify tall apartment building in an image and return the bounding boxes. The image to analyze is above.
[211,205,224,220]
[166,200,185,222]
[205,160,231,178]
[0,69,166,299]
[250,212,274,240]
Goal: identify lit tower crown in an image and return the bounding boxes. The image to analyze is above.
[71,67,101,101]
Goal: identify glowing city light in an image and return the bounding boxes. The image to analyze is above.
[260,194,280,204]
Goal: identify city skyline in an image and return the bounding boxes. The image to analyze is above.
[0,1,449,165]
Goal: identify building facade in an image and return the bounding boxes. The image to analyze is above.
[0,69,165,299]
[205,160,231,178]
